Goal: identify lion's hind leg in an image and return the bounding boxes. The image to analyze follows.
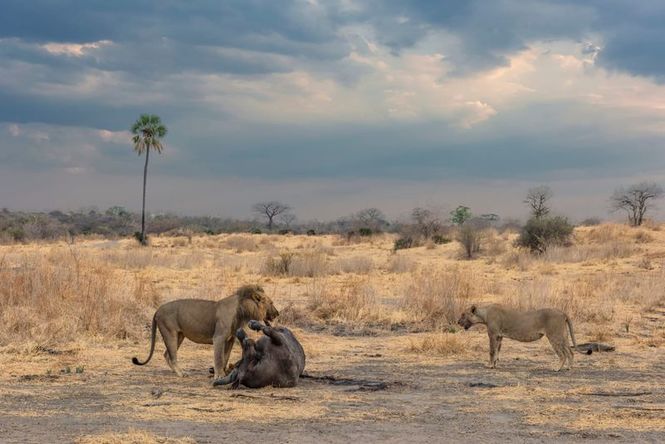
[160,325,185,377]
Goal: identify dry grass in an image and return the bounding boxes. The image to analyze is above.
[76,429,196,444]
[542,242,637,262]
[507,276,616,324]
[290,251,329,277]
[578,223,655,244]
[306,279,389,325]
[222,235,258,252]
[385,254,416,273]
[407,332,467,356]
[401,267,475,328]
[261,250,329,277]
[96,248,206,270]
[2,223,665,440]
[2,223,663,349]
[0,248,158,345]
[333,255,374,274]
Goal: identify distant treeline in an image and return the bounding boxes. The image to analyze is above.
[0,207,256,243]
[0,205,601,245]
[0,206,408,243]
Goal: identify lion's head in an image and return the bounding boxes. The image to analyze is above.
[457,305,483,330]
[236,285,279,324]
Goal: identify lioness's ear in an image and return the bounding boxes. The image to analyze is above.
[470,305,477,314]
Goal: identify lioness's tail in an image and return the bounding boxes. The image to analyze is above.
[132,314,157,365]
[566,316,592,355]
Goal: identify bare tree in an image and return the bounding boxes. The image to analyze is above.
[610,182,663,226]
[279,212,297,230]
[411,207,441,239]
[353,208,388,232]
[252,201,291,230]
[524,186,552,219]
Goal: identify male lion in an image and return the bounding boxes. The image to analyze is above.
[458,304,590,371]
[132,285,279,380]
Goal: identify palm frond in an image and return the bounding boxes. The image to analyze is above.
[131,113,167,154]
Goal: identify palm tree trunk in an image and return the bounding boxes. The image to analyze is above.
[141,148,150,245]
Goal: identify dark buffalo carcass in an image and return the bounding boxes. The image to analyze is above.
[213,320,305,389]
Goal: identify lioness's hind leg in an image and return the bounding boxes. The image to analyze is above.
[547,335,568,372]
[564,341,574,369]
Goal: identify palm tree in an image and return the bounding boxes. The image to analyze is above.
[131,114,167,245]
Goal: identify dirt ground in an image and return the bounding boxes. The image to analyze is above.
[2,320,664,443]
[1,229,665,442]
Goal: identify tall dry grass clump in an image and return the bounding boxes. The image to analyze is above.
[611,270,665,310]
[540,242,637,263]
[0,249,158,345]
[222,235,258,252]
[579,223,654,245]
[407,332,467,356]
[333,255,374,274]
[507,276,615,324]
[306,279,390,325]
[385,254,416,273]
[261,250,329,277]
[401,267,475,328]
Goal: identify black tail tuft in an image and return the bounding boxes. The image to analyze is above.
[132,357,141,365]
[586,349,592,355]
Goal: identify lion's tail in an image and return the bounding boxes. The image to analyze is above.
[566,316,592,355]
[132,314,157,365]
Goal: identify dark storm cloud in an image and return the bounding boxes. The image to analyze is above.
[0,1,349,57]
[589,0,665,81]
[2,1,664,81]
[0,0,664,204]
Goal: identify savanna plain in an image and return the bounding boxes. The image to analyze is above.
[1,224,664,443]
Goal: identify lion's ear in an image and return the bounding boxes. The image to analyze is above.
[470,305,477,314]
[250,290,263,303]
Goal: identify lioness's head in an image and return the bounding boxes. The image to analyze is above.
[457,305,483,330]
[236,285,279,324]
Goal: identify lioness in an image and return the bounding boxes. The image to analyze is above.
[132,285,279,379]
[458,304,589,371]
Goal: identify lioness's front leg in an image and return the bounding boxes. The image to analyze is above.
[488,333,500,368]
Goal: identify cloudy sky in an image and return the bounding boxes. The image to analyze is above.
[1,0,665,221]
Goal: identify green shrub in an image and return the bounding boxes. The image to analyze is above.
[516,216,574,254]
[133,231,148,245]
[8,227,26,242]
[432,234,451,245]
[358,227,373,237]
[306,229,316,236]
[394,237,414,251]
